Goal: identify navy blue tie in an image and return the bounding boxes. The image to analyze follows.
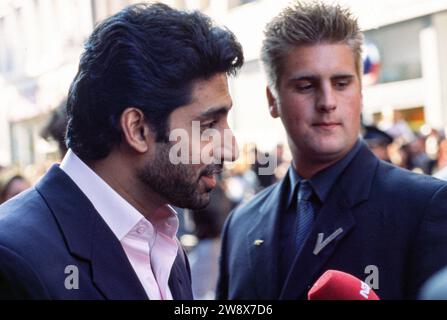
[295,180,314,253]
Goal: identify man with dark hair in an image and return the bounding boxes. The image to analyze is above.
[362,125,393,162]
[0,175,31,204]
[217,1,447,300]
[0,3,243,299]
[41,98,68,158]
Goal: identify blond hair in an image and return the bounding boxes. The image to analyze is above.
[260,1,363,96]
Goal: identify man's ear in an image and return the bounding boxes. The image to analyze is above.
[120,108,151,153]
[266,86,279,118]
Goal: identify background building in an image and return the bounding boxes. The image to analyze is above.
[2,0,447,169]
[0,0,93,169]
[210,0,447,150]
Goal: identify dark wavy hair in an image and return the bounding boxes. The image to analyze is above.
[65,3,244,161]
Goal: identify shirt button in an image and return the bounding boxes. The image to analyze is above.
[137,227,145,234]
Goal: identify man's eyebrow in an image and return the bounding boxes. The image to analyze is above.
[331,74,354,80]
[288,75,319,82]
[288,73,354,82]
[194,106,231,120]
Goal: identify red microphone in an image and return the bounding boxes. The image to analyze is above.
[308,270,380,300]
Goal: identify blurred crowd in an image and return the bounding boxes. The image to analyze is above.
[363,114,447,179]
[0,99,68,204]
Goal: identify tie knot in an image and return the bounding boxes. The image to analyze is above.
[298,180,312,201]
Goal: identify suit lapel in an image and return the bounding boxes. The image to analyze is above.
[279,142,379,299]
[279,184,355,299]
[90,218,148,299]
[36,165,148,300]
[169,256,183,300]
[247,178,289,299]
[169,251,193,300]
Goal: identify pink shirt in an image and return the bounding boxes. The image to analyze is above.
[60,149,179,300]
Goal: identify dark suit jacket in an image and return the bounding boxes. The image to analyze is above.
[217,143,447,300]
[0,165,193,300]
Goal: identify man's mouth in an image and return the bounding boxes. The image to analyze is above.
[199,165,222,190]
[312,122,341,129]
[200,175,217,190]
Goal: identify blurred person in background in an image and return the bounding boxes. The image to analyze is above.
[408,135,432,174]
[273,143,292,182]
[252,143,288,189]
[252,146,276,188]
[189,174,232,299]
[0,3,243,300]
[362,125,393,162]
[225,144,260,206]
[391,134,433,175]
[40,98,69,159]
[424,127,443,171]
[0,174,31,204]
[383,110,416,145]
[433,139,447,181]
[217,1,447,300]
[437,139,447,170]
[394,142,413,170]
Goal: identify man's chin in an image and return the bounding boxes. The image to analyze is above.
[170,193,211,210]
[189,194,211,210]
[190,201,210,210]
[305,139,353,159]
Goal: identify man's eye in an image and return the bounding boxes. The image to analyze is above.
[334,80,350,89]
[201,121,217,130]
[295,82,314,92]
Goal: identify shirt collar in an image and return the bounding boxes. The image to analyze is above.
[59,149,179,241]
[287,138,363,208]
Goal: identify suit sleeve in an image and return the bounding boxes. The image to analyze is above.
[407,183,447,299]
[0,245,50,299]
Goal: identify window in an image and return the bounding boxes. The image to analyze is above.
[364,17,426,83]
[228,0,257,9]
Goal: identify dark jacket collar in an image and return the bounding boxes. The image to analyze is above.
[279,142,379,299]
[286,139,363,207]
[246,142,379,299]
[36,165,192,300]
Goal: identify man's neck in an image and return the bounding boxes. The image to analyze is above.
[87,154,166,221]
[292,150,351,180]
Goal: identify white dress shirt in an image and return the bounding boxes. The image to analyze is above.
[60,149,179,300]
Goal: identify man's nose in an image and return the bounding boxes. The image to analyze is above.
[317,84,337,112]
[219,127,239,162]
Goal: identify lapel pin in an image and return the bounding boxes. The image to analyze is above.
[313,227,343,255]
[253,239,264,246]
